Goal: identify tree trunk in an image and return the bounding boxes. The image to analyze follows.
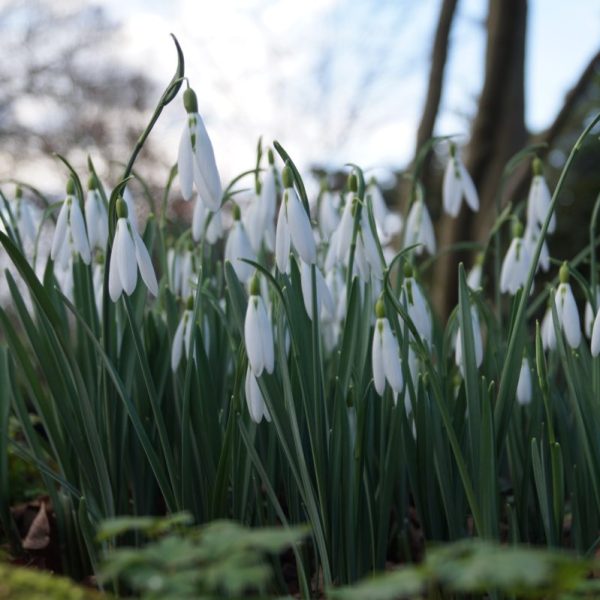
[432,0,528,319]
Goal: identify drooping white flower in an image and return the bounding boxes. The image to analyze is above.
[526,158,555,234]
[372,299,403,400]
[93,261,104,316]
[225,204,256,283]
[123,187,138,232]
[51,178,91,268]
[171,307,194,371]
[244,275,275,377]
[516,357,532,405]
[541,305,556,351]
[366,179,402,243]
[467,253,484,291]
[108,197,158,302]
[275,164,316,273]
[318,189,341,239]
[554,262,581,349]
[584,286,600,338]
[500,223,531,295]
[523,224,550,273]
[178,88,222,210]
[335,193,355,262]
[192,195,223,244]
[84,175,108,252]
[591,307,600,357]
[245,366,272,423]
[400,266,432,344]
[442,144,479,217]
[403,193,436,256]
[300,260,334,321]
[14,186,37,242]
[455,305,483,376]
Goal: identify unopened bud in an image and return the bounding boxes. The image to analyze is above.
[532,157,543,177]
[375,297,385,319]
[116,196,128,219]
[559,261,569,284]
[183,88,198,114]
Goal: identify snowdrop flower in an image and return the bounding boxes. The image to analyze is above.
[584,286,600,338]
[467,253,484,291]
[403,192,436,256]
[318,188,341,239]
[225,204,256,283]
[516,356,532,405]
[244,275,274,377]
[554,262,581,349]
[541,304,556,351]
[523,224,550,273]
[245,366,271,424]
[526,158,555,234]
[366,178,402,242]
[250,150,277,251]
[275,163,316,273]
[92,261,104,316]
[51,178,91,268]
[400,264,432,344]
[372,298,403,400]
[500,222,531,295]
[108,197,158,302]
[300,260,334,321]
[455,305,483,376]
[171,301,194,371]
[335,193,356,263]
[591,306,600,357]
[123,187,139,232]
[14,186,36,242]
[178,88,222,210]
[84,175,108,252]
[442,144,479,217]
[192,195,223,244]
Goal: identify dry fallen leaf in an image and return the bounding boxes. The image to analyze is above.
[21,501,50,550]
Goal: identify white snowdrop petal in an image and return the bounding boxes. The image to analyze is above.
[372,324,386,396]
[116,219,137,295]
[123,188,138,232]
[287,189,316,264]
[336,198,354,261]
[275,201,290,273]
[459,162,479,212]
[443,160,461,217]
[541,308,556,351]
[556,284,581,348]
[300,260,316,320]
[192,196,207,242]
[245,367,265,423]
[132,228,158,297]
[257,298,275,374]
[51,200,70,261]
[171,315,186,371]
[69,201,91,264]
[382,320,403,396]
[191,116,222,210]
[591,309,600,357]
[178,124,195,201]
[245,298,265,376]
[516,358,532,405]
[108,236,123,302]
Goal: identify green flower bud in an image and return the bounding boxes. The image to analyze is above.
[375,297,385,319]
[66,177,75,196]
[512,219,524,238]
[87,174,97,190]
[249,273,260,296]
[15,185,22,199]
[267,148,275,165]
[186,296,194,310]
[532,157,543,176]
[232,203,241,221]
[348,173,358,193]
[116,196,128,219]
[475,251,485,266]
[281,163,293,189]
[403,263,413,279]
[559,261,569,284]
[183,88,198,114]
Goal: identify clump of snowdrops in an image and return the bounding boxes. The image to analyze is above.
[2,38,600,596]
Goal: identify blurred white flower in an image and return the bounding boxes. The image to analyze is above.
[541,306,557,351]
[178,88,222,210]
[225,205,256,283]
[523,224,550,273]
[51,179,91,268]
[584,286,600,338]
[108,198,158,302]
[84,176,108,252]
[403,194,435,256]
[554,263,581,349]
[300,260,334,321]
[244,276,275,377]
[455,306,483,376]
[366,180,402,243]
[527,158,555,233]
[591,306,600,357]
[467,253,484,291]
[318,190,341,239]
[192,196,223,244]
[500,225,530,295]
[171,308,194,371]
[516,357,532,405]
[14,187,37,242]
[442,145,479,217]
[400,267,432,344]
[245,366,271,424]
[372,300,403,400]
[275,165,316,273]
